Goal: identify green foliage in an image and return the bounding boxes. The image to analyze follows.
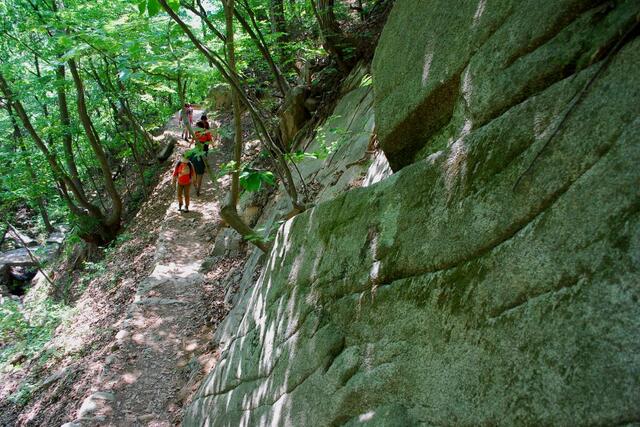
[0,0,372,243]
[184,144,215,162]
[0,299,28,345]
[68,211,102,237]
[283,115,349,164]
[77,260,108,293]
[360,74,373,87]
[0,297,72,374]
[8,381,36,406]
[139,0,179,17]
[217,160,239,177]
[0,294,71,407]
[239,169,275,192]
[243,219,284,245]
[218,161,276,192]
[285,150,322,163]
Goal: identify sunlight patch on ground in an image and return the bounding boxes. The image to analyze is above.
[121,370,141,384]
[147,262,201,279]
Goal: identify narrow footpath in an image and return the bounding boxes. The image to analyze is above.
[64,111,228,426]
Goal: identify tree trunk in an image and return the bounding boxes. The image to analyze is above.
[269,0,287,36]
[21,148,55,233]
[56,63,86,198]
[159,0,304,213]
[269,0,288,59]
[311,0,350,72]
[226,0,242,208]
[184,0,289,97]
[68,58,123,228]
[73,138,108,211]
[219,0,271,252]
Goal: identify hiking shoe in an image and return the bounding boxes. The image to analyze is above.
[184,207,189,213]
[178,206,182,212]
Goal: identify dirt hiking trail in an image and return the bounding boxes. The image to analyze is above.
[63,110,229,426]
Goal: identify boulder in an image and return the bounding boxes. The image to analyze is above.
[185,1,640,425]
[45,230,66,245]
[205,83,233,112]
[0,245,59,287]
[4,228,38,247]
[8,266,36,282]
[210,228,242,258]
[156,138,176,162]
[76,391,115,419]
[278,86,310,148]
[372,0,640,170]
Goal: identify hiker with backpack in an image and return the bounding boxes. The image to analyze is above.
[187,143,207,197]
[194,114,213,153]
[172,155,195,212]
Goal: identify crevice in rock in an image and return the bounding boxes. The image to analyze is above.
[327,127,625,312]
[473,4,639,129]
[322,336,346,374]
[501,0,603,70]
[382,70,462,171]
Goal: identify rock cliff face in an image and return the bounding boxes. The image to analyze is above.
[185,1,640,425]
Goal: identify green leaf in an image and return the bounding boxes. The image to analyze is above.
[167,0,180,12]
[360,74,373,87]
[138,0,146,14]
[260,171,275,185]
[240,171,262,192]
[147,0,160,16]
[239,169,276,192]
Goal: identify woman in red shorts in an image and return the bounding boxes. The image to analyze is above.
[172,155,194,212]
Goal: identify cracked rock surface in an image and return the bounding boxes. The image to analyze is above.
[185,1,640,425]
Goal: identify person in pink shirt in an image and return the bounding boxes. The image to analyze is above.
[179,103,194,140]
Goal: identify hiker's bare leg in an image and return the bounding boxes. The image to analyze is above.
[196,174,203,195]
[184,184,191,209]
[177,183,184,209]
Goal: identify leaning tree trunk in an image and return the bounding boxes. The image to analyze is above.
[0,72,102,219]
[0,72,122,244]
[19,144,55,233]
[311,0,350,72]
[235,5,290,97]
[158,0,305,216]
[220,0,271,252]
[68,58,123,233]
[56,63,86,199]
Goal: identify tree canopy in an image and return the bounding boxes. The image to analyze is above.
[0,0,384,245]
